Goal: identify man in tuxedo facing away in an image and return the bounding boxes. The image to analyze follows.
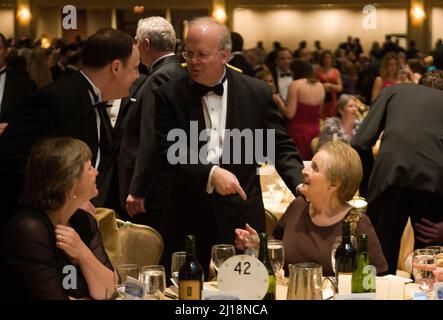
[351,71,443,275]
[155,17,304,276]
[0,28,140,228]
[118,17,186,227]
[0,33,36,135]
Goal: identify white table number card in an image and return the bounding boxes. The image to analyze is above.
[216,254,270,300]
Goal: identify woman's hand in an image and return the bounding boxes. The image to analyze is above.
[234,223,260,250]
[55,225,90,264]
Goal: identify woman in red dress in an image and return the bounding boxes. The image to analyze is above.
[315,50,343,119]
[285,59,325,160]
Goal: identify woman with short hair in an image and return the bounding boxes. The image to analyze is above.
[235,141,388,276]
[1,137,114,299]
[318,94,362,148]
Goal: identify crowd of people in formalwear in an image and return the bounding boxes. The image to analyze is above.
[0,18,442,299]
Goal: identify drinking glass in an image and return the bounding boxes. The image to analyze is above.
[268,239,285,282]
[412,248,437,291]
[115,264,139,287]
[425,246,443,254]
[140,265,166,294]
[171,251,187,287]
[211,244,236,274]
[331,235,357,275]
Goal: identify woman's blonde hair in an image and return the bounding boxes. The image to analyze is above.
[23,137,92,211]
[319,141,363,203]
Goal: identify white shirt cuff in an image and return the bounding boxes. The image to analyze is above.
[206,165,218,194]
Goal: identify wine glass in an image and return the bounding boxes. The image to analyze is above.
[268,239,285,282]
[171,251,187,288]
[412,248,437,292]
[211,244,236,275]
[331,235,357,275]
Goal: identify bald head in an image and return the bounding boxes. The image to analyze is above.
[187,17,231,51]
[184,17,231,85]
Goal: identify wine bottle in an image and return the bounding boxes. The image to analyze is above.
[178,235,204,300]
[352,234,376,293]
[335,220,357,277]
[258,233,276,300]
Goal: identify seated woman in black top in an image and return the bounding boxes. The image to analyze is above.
[1,137,114,299]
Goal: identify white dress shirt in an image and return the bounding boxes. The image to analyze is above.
[0,67,6,112]
[202,70,228,193]
[107,99,121,128]
[276,68,292,101]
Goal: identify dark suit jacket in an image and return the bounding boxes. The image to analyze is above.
[351,83,443,203]
[118,55,186,212]
[0,71,115,224]
[0,69,36,122]
[155,68,304,264]
[229,53,254,77]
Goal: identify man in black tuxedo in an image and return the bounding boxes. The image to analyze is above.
[351,71,443,274]
[270,47,293,101]
[118,17,186,227]
[0,28,140,227]
[0,33,36,133]
[155,17,304,276]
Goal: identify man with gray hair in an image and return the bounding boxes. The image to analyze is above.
[118,16,186,226]
[155,17,303,276]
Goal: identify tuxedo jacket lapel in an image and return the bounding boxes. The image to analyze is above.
[115,74,148,133]
[74,72,99,163]
[187,78,206,128]
[222,70,241,174]
[0,71,16,119]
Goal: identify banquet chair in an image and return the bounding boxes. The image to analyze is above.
[265,209,279,236]
[95,208,164,268]
[116,219,164,267]
[311,136,319,155]
[95,208,122,268]
[397,218,414,278]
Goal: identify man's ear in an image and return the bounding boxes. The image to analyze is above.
[142,38,150,51]
[111,59,121,76]
[220,48,231,64]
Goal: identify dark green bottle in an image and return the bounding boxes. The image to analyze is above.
[335,220,357,277]
[258,233,276,300]
[352,234,376,293]
[178,235,204,300]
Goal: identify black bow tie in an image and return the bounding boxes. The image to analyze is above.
[191,81,224,97]
[280,72,292,78]
[93,101,112,109]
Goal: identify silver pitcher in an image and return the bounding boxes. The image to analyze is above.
[287,263,335,300]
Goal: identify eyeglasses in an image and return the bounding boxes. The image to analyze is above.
[181,50,221,62]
